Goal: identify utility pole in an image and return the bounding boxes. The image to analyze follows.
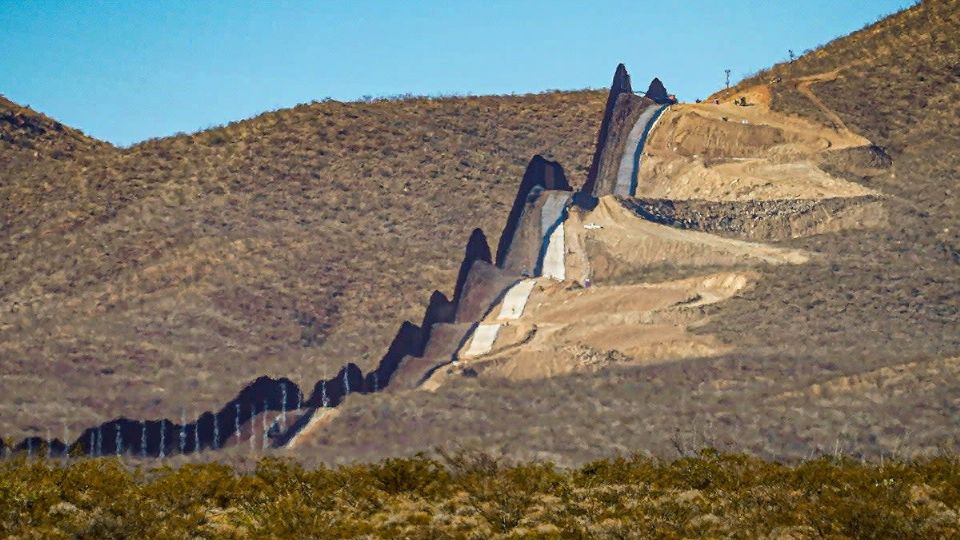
[724,69,731,89]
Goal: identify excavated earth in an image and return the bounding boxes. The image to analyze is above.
[404,68,889,395]
[636,89,883,202]
[621,196,885,241]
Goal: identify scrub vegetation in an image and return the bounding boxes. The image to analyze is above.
[1,4,959,536]
[1,451,959,538]
[698,0,960,382]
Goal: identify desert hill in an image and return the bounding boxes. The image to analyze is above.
[1,96,114,254]
[0,90,605,439]
[2,0,958,464]
[285,0,959,466]
[0,95,105,157]
[714,0,959,253]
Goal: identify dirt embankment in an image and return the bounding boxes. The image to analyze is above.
[267,3,960,464]
[422,270,755,388]
[636,90,886,202]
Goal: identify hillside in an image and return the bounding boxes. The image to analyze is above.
[701,0,960,359]
[1,96,115,253]
[714,0,959,254]
[2,0,958,464]
[0,90,606,439]
[287,0,960,465]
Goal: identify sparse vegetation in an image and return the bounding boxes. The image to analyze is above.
[701,0,960,368]
[283,0,960,467]
[1,451,958,538]
[0,90,605,440]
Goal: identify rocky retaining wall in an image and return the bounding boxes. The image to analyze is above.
[622,196,885,241]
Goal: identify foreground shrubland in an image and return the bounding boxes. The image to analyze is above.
[1,450,958,538]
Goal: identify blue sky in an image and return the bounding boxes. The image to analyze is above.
[0,1,913,146]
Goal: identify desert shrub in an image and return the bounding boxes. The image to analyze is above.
[368,455,450,497]
[0,452,958,537]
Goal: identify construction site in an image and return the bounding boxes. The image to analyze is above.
[6,59,935,463]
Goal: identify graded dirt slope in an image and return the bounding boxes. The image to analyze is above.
[422,271,755,389]
[420,195,805,390]
[570,197,808,283]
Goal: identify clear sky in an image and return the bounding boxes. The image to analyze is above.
[0,0,913,146]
